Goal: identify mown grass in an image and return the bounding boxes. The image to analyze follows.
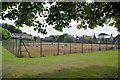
[2,46,118,78]
[0,41,2,79]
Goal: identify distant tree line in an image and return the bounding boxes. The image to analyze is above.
[1,23,26,40]
[49,33,73,42]
[1,23,22,33]
[49,33,93,43]
[49,33,114,43]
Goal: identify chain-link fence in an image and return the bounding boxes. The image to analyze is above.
[2,39,20,57]
[2,38,119,58]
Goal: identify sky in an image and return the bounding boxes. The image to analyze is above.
[0,19,118,38]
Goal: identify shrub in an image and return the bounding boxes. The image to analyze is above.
[1,27,11,40]
[4,28,11,39]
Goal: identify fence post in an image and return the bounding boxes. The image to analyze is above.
[5,41,8,50]
[9,40,10,52]
[91,39,92,52]
[11,39,13,54]
[40,38,42,57]
[57,39,59,55]
[5,40,7,49]
[13,39,15,54]
[6,40,7,49]
[16,39,18,56]
[6,40,7,50]
[82,39,83,53]
[7,40,9,52]
[6,40,8,50]
[19,37,22,58]
[99,42,101,51]
[70,40,71,54]
[106,39,107,51]
[3,40,4,47]
[111,41,113,50]
[8,39,9,51]
[11,39,12,53]
[7,40,8,50]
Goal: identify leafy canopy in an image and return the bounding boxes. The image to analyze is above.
[2,1,120,34]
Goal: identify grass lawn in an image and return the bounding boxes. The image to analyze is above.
[2,46,118,78]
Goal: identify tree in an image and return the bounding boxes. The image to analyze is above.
[93,34,96,40]
[49,35,55,39]
[58,33,68,42]
[49,35,59,41]
[0,27,11,40]
[64,35,75,43]
[47,2,120,31]
[49,33,68,42]
[33,36,38,41]
[23,32,27,34]
[98,33,109,36]
[2,2,120,34]
[2,2,47,34]
[86,36,93,43]
[2,23,22,33]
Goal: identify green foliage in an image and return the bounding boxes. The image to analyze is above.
[1,27,11,40]
[2,2,120,33]
[49,33,68,42]
[1,28,7,40]
[50,35,55,38]
[47,2,120,32]
[50,33,74,42]
[87,37,93,43]
[99,33,109,36]
[79,36,93,43]
[2,2,47,34]
[23,32,27,34]
[64,35,74,43]
[87,37,93,42]
[2,23,22,33]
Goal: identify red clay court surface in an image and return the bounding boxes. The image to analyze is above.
[21,42,118,57]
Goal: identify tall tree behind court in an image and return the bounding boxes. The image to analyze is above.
[1,23,22,33]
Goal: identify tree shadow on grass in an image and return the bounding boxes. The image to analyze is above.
[2,64,118,79]
[35,65,118,78]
